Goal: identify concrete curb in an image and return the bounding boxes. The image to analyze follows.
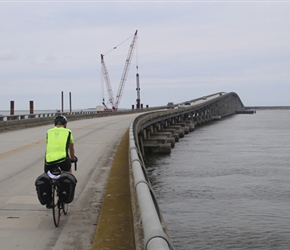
[92,129,135,249]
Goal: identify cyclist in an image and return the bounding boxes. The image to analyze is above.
[44,115,77,174]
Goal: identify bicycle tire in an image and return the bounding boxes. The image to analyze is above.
[52,185,60,227]
[58,189,68,215]
[62,202,68,215]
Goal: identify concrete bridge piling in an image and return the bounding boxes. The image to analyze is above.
[136,92,245,155]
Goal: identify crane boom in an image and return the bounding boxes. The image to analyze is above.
[114,30,138,109]
[100,54,114,109]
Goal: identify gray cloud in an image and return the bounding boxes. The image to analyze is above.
[0,2,289,111]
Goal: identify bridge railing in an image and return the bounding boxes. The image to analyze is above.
[129,118,174,250]
[0,110,115,122]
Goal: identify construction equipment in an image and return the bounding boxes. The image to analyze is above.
[101,30,138,110]
[100,54,114,110]
[136,68,141,109]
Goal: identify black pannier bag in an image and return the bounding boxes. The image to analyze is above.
[35,173,52,205]
[58,173,77,204]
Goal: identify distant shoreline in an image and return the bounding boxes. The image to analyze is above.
[245,106,290,110]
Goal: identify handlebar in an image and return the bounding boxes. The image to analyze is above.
[70,156,78,171]
[74,161,77,171]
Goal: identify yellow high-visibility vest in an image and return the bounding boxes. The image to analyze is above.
[45,127,74,163]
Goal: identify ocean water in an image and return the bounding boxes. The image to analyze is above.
[145,110,290,250]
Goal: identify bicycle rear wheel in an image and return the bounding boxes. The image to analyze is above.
[62,202,68,215]
[58,190,68,215]
[52,185,60,227]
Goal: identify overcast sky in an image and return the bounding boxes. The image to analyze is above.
[1,1,290,111]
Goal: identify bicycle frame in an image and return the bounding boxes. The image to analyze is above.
[48,168,68,227]
[47,161,77,227]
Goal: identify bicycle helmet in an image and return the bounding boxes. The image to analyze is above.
[54,115,68,126]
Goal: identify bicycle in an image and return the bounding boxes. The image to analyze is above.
[47,160,77,227]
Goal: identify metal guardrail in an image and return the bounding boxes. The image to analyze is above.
[129,120,174,250]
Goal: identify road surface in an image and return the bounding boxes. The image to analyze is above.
[0,113,138,250]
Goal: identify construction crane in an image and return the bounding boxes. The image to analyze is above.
[101,30,138,110]
[100,54,114,110]
[136,66,141,109]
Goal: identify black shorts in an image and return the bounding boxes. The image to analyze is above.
[44,158,71,173]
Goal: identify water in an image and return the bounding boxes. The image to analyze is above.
[145,110,290,250]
